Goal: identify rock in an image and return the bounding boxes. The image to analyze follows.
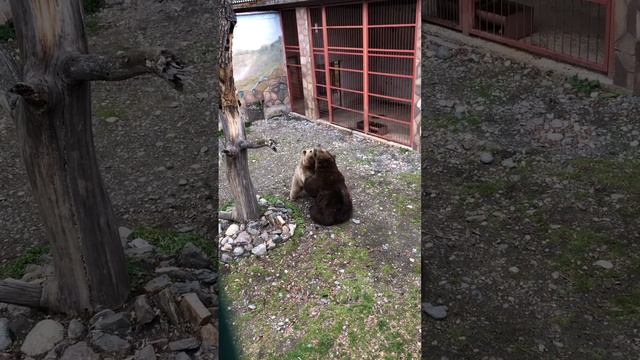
[251,243,267,256]
[157,288,181,325]
[422,303,447,320]
[60,342,99,360]
[264,105,289,119]
[225,224,240,236]
[6,304,33,317]
[135,344,156,360]
[501,158,516,168]
[155,267,191,280]
[105,116,119,123]
[91,332,131,354]
[134,295,156,325]
[352,219,361,224]
[179,243,211,269]
[125,246,155,259]
[179,293,212,326]
[200,324,219,350]
[194,269,218,284]
[593,260,613,269]
[630,140,639,147]
[144,275,172,293]
[479,152,494,164]
[266,240,276,250]
[175,352,192,360]
[0,318,11,352]
[67,319,86,340]
[546,133,564,141]
[8,315,33,340]
[131,238,153,249]
[221,253,232,263]
[436,46,451,59]
[551,271,560,280]
[20,319,64,357]
[466,214,487,222]
[221,243,233,252]
[233,247,245,256]
[94,312,131,335]
[169,337,200,352]
[170,281,201,297]
[235,231,251,245]
[272,235,284,244]
[119,226,134,241]
[179,179,188,186]
[508,266,520,274]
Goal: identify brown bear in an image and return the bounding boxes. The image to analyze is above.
[289,148,315,201]
[303,146,353,226]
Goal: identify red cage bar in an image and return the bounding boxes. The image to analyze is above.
[308,0,419,147]
[424,0,612,73]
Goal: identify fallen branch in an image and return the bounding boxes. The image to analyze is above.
[63,49,191,90]
[0,279,43,308]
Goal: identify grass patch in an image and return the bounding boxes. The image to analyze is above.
[425,114,481,131]
[261,194,305,239]
[0,22,15,42]
[0,245,50,279]
[549,226,623,293]
[224,230,419,359]
[398,172,420,187]
[469,79,498,101]
[133,227,215,259]
[219,200,234,212]
[562,158,640,195]
[127,258,149,293]
[568,75,600,95]
[95,104,119,120]
[85,17,101,36]
[610,287,640,321]
[464,179,509,197]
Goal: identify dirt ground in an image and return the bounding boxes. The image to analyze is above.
[219,116,421,359]
[0,0,219,266]
[422,25,640,359]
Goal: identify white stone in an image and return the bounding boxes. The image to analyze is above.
[20,320,64,357]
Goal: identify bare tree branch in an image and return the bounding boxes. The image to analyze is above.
[222,139,278,157]
[63,49,191,90]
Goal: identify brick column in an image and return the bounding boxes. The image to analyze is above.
[296,7,318,119]
[412,2,422,151]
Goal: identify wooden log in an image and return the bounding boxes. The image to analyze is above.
[0,280,43,308]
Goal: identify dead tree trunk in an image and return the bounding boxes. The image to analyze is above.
[0,0,188,315]
[218,0,277,223]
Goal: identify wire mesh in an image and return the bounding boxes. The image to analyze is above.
[308,0,419,147]
[425,0,611,72]
[281,9,305,115]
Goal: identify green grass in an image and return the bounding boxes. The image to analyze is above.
[469,79,498,101]
[95,104,119,120]
[224,230,419,359]
[464,179,509,197]
[219,200,234,212]
[425,114,481,131]
[0,245,50,279]
[132,227,215,259]
[568,75,600,95]
[562,158,640,195]
[0,22,15,42]
[610,287,640,320]
[85,17,101,36]
[549,226,623,293]
[127,258,150,293]
[261,194,305,239]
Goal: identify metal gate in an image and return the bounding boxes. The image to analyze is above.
[281,9,306,115]
[424,0,612,72]
[308,0,420,147]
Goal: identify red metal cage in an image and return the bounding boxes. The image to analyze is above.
[281,9,306,115]
[424,0,612,73]
[308,0,420,147]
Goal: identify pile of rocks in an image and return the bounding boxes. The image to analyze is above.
[219,200,298,263]
[0,227,218,359]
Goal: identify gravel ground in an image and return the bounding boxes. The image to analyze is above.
[422,25,640,359]
[0,0,219,266]
[219,116,422,358]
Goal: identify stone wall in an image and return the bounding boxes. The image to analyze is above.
[296,7,318,119]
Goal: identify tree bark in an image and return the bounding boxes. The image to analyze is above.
[1,0,187,315]
[0,280,43,308]
[218,0,262,222]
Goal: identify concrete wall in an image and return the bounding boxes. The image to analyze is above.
[611,0,638,92]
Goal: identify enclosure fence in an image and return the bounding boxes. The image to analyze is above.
[424,0,612,72]
[281,9,307,116]
[307,0,420,147]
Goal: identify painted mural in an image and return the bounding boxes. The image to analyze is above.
[233,12,290,120]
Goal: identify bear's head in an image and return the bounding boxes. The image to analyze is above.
[311,146,336,170]
[300,148,316,170]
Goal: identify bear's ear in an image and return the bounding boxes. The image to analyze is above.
[303,150,306,155]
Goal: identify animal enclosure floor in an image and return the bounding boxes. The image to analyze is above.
[219,116,421,359]
[423,25,640,359]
